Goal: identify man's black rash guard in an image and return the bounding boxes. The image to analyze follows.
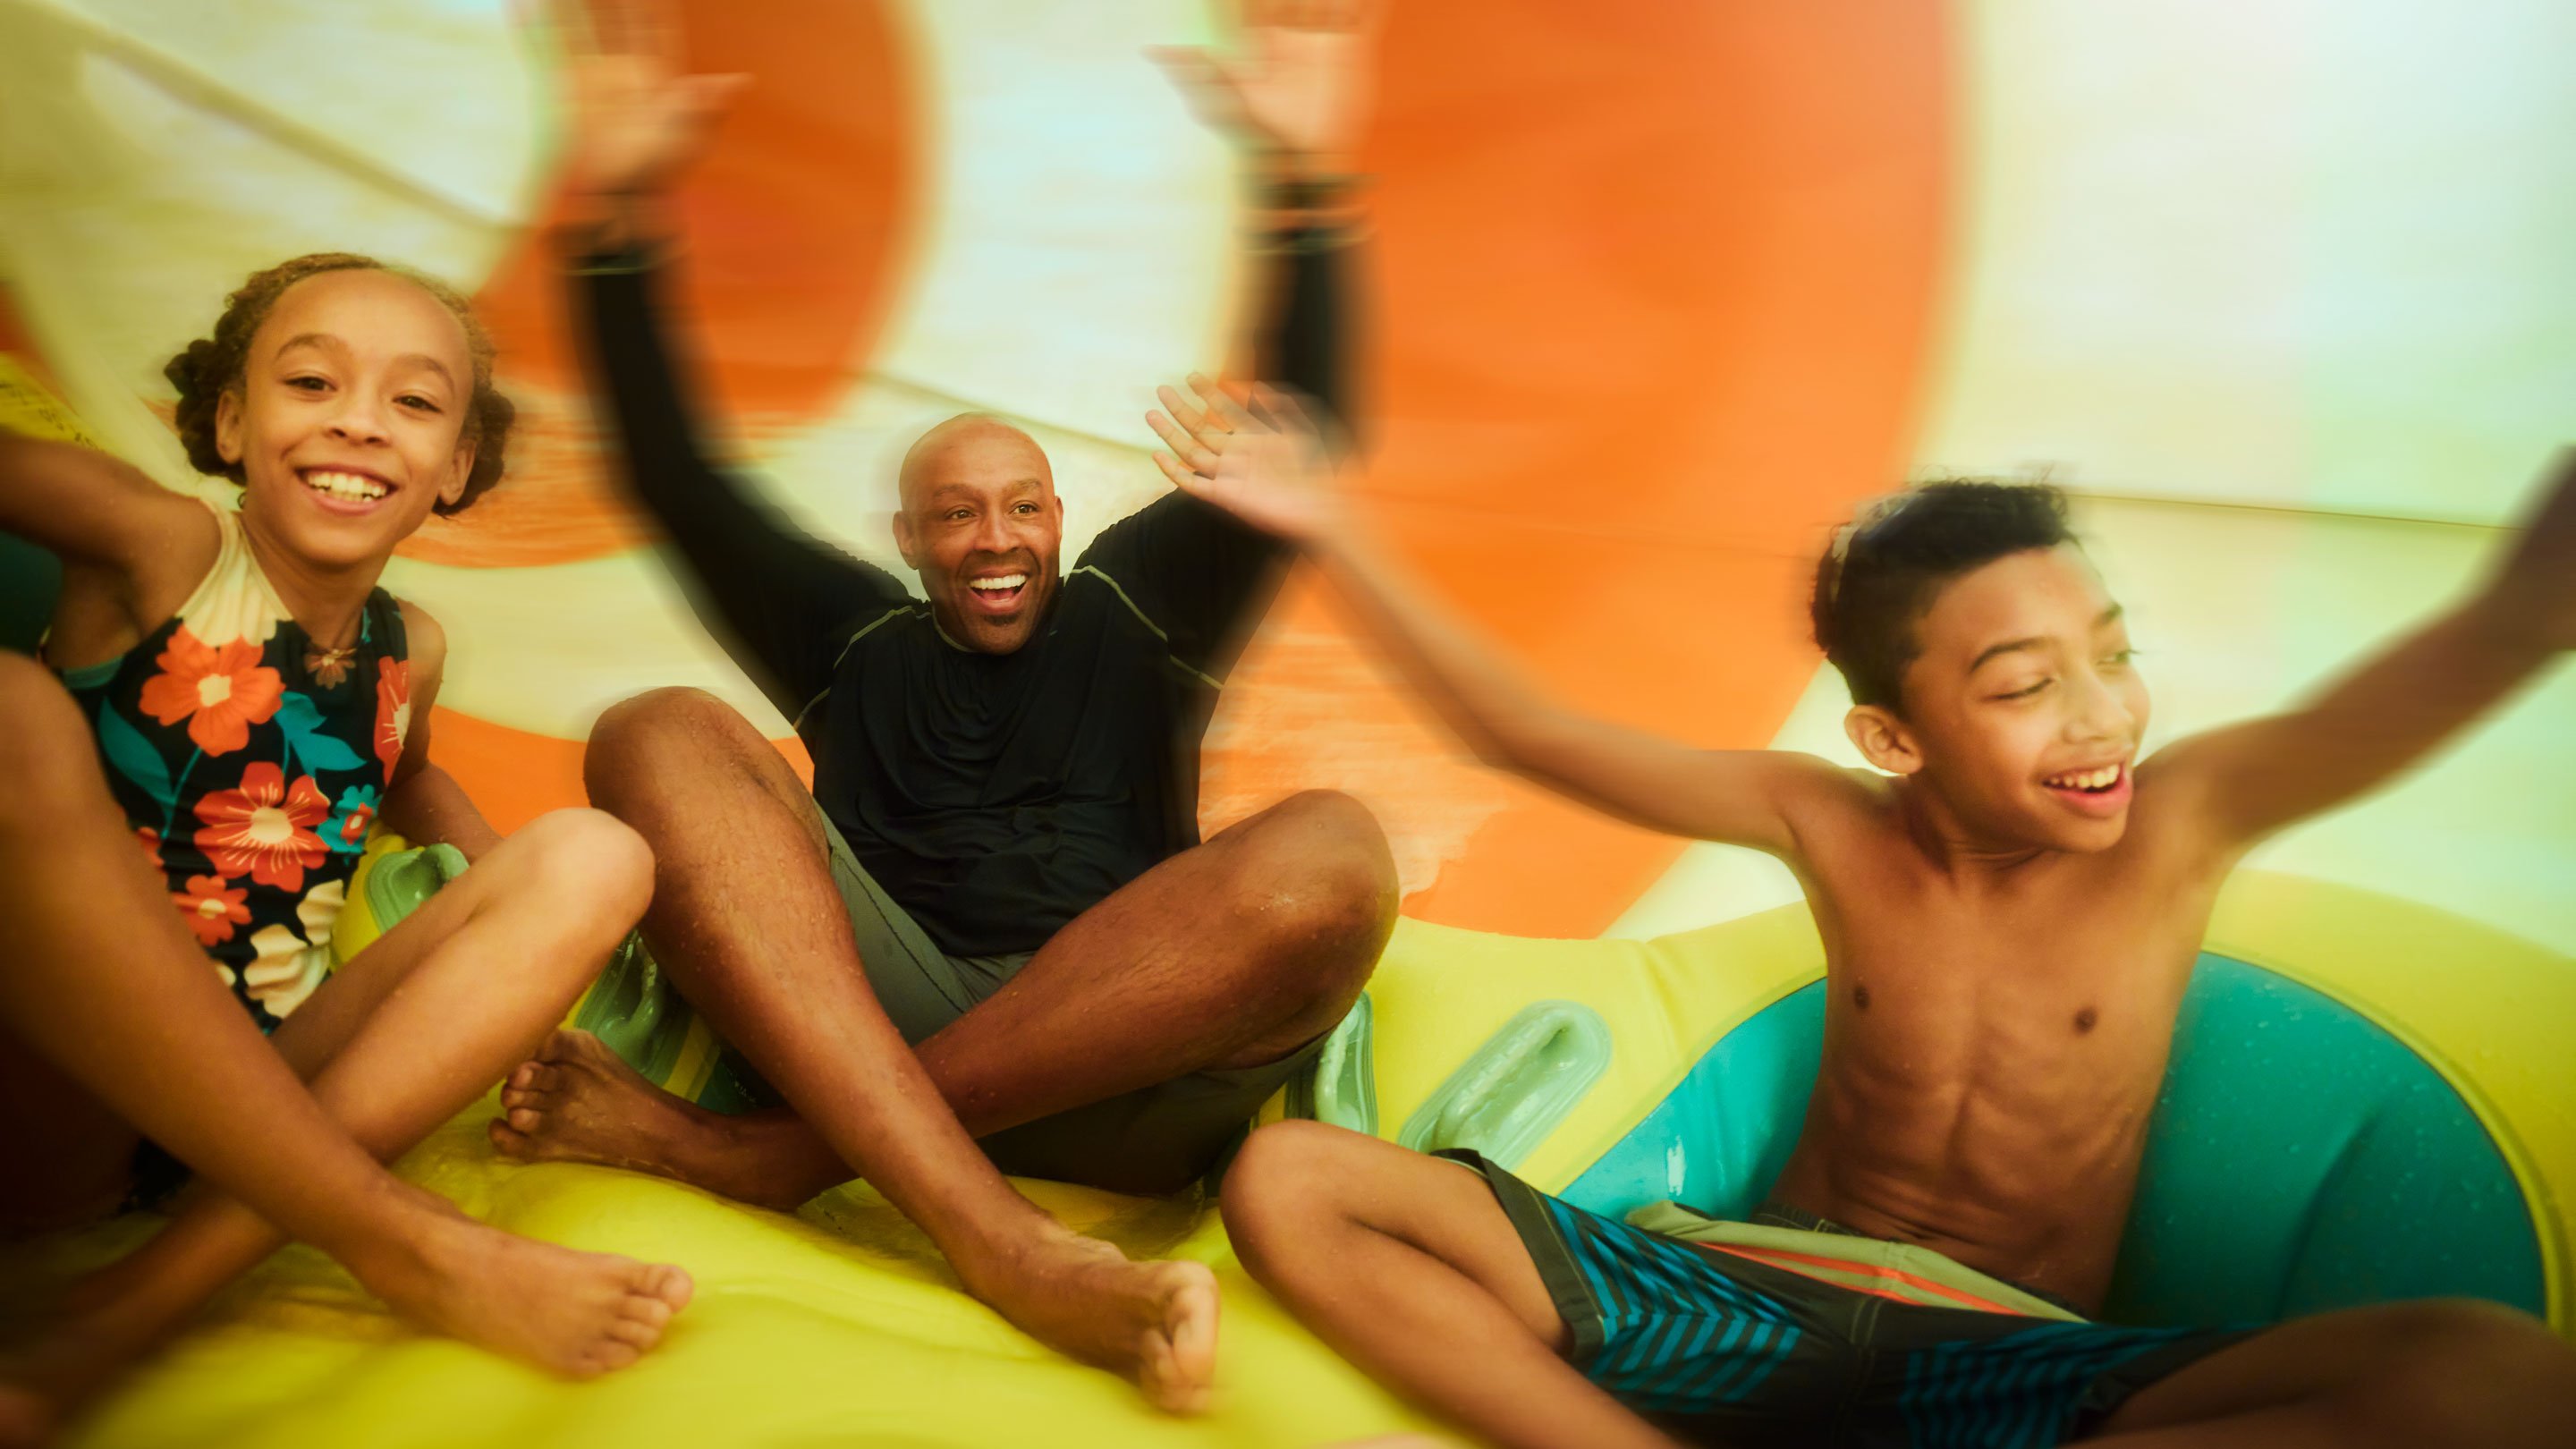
[574,229,1347,958]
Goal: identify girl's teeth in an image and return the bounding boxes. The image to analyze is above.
[306,470,386,501]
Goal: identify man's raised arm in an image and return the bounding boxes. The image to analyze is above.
[1077,1,1377,676]
[2150,449,2576,852]
[1145,381,1861,859]
[549,0,907,723]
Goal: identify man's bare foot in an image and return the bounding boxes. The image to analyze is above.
[494,1036,1220,1407]
[360,1193,694,1378]
[488,1030,807,1207]
[958,1228,1219,1414]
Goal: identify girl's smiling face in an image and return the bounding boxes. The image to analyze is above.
[216,267,479,572]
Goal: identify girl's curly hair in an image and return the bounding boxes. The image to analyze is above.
[163,253,513,514]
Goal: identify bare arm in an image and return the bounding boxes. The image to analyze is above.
[377,605,504,861]
[2152,449,2576,850]
[0,436,213,644]
[1145,381,1858,856]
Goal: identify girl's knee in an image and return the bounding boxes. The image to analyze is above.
[504,809,655,928]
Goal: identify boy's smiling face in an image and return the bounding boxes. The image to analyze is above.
[1847,544,2150,853]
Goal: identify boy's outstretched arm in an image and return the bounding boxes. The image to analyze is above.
[2152,449,2575,850]
[1144,377,1855,857]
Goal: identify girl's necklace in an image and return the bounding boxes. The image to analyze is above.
[304,618,361,687]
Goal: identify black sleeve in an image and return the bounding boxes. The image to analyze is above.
[1078,224,1353,679]
[572,249,911,719]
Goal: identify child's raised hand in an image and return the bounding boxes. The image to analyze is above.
[1147,374,1346,542]
[2486,448,2576,650]
[535,0,745,203]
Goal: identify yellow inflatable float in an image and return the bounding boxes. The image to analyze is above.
[8,840,2562,1449]
[3,4,2572,1445]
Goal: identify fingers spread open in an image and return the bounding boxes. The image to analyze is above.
[1188,373,1255,430]
[1144,411,1220,474]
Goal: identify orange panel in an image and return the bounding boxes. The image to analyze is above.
[415,1,1947,940]
[1205,0,1951,935]
[428,707,811,836]
[401,0,918,570]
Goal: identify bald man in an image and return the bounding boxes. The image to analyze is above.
[490,0,1391,1410]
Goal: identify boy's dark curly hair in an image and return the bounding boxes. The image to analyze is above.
[1811,479,2078,713]
[163,253,513,514]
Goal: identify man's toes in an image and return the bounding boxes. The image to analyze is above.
[487,1118,530,1156]
[537,1028,589,1064]
[1140,1335,1210,1415]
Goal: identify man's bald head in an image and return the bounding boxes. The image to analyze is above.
[897,412,1053,513]
[889,412,1066,654]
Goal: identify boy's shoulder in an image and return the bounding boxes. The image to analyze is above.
[1768,757,1912,857]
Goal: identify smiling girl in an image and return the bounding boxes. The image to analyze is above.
[0,253,690,1437]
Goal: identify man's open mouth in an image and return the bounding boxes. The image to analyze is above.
[965,572,1030,614]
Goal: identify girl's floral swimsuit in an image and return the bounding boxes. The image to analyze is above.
[55,496,409,1035]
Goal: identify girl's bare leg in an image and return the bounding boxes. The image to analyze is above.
[0,657,690,1440]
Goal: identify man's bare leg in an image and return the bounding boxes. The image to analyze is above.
[0,657,690,1443]
[497,687,1391,1204]
[493,689,1221,1410]
[2087,1296,2576,1447]
[1223,1122,1683,1449]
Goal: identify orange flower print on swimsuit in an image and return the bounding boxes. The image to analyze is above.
[136,826,165,874]
[375,657,410,777]
[193,762,330,892]
[137,626,285,756]
[174,875,251,947]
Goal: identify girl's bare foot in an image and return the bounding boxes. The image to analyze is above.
[367,1197,694,1378]
[1,1188,691,1439]
[959,1228,1220,1414]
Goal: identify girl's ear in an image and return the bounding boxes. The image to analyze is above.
[215,387,246,466]
[438,437,477,509]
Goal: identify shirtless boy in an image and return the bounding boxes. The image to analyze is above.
[1143,380,2576,1449]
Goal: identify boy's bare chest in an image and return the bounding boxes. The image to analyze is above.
[1814,852,2215,1091]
